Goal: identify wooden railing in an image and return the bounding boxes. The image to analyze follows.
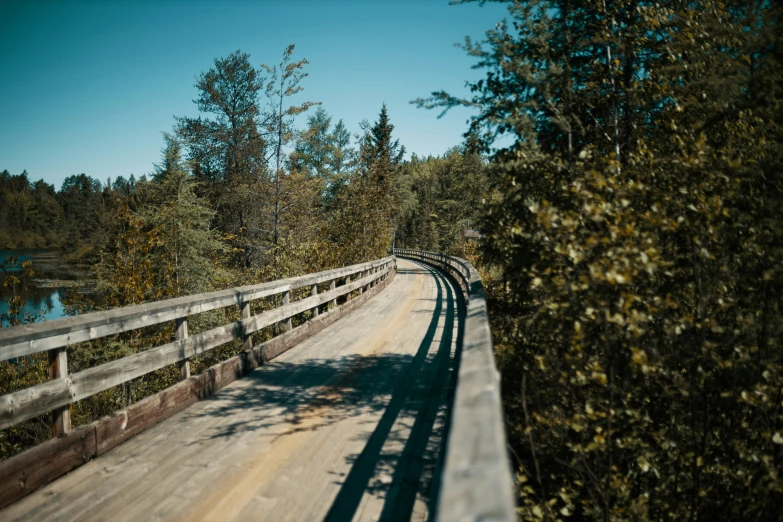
[0,257,395,434]
[394,249,516,522]
[0,257,396,508]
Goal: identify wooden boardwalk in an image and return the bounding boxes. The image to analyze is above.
[1,259,461,522]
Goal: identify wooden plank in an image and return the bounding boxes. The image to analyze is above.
[0,257,394,361]
[311,284,319,318]
[48,347,71,436]
[282,291,292,332]
[0,286,281,361]
[0,424,96,509]
[241,301,252,351]
[0,377,72,432]
[176,317,190,380]
[95,377,198,457]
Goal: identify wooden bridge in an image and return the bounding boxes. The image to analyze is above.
[0,250,514,521]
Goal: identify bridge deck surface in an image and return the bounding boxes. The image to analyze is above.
[3,259,461,522]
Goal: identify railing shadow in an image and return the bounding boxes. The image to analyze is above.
[174,259,461,521]
[324,264,459,521]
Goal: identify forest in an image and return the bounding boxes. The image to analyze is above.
[3,0,783,519]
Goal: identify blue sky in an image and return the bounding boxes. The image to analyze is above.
[0,0,508,190]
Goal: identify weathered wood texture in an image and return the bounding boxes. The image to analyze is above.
[47,347,70,436]
[0,263,398,510]
[394,249,516,522]
[176,317,190,381]
[0,258,394,361]
[0,424,95,509]
[0,260,395,432]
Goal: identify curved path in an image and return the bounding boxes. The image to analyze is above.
[2,259,462,522]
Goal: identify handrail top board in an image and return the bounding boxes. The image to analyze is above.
[393,249,516,522]
[0,257,394,359]
[394,249,472,280]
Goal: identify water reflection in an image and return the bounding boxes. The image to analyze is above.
[0,289,67,325]
[1,249,78,325]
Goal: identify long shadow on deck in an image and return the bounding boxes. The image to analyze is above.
[178,261,462,521]
[324,266,458,522]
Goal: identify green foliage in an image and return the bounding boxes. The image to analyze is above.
[419,0,783,519]
[396,144,488,255]
[0,171,64,249]
[144,135,224,296]
[0,258,50,459]
[176,50,268,268]
[289,107,358,205]
[178,50,266,186]
[261,44,321,275]
[331,104,405,263]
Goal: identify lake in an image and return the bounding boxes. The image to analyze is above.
[0,249,89,325]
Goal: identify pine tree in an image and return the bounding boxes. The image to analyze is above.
[359,103,405,184]
[334,104,404,262]
[177,50,265,186]
[144,135,223,296]
[262,45,319,244]
[176,50,267,268]
[289,108,358,206]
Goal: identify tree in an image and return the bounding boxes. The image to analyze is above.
[143,135,223,296]
[176,50,267,268]
[333,104,404,263]
[59,173,103,250]
[397,144,487,254]
[290,107,333,179]
[328,119,358,188]
[289,108,358,205]
[359,103,405,183]
[177,50,265,186]
[417,0,783,519]
[260,44,319,275]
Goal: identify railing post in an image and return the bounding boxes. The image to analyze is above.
[359,270,364,295]
[311,284,319,318]
[241,301,253,351]
[282,290,292,331]
[176,317,190,380]
[346,275,352,301]
[48,347,71,437]
[330,279,337,308]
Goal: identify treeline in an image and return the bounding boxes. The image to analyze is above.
[0,171,114,253]
[416,0,783,519]
[1,46,484,283]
